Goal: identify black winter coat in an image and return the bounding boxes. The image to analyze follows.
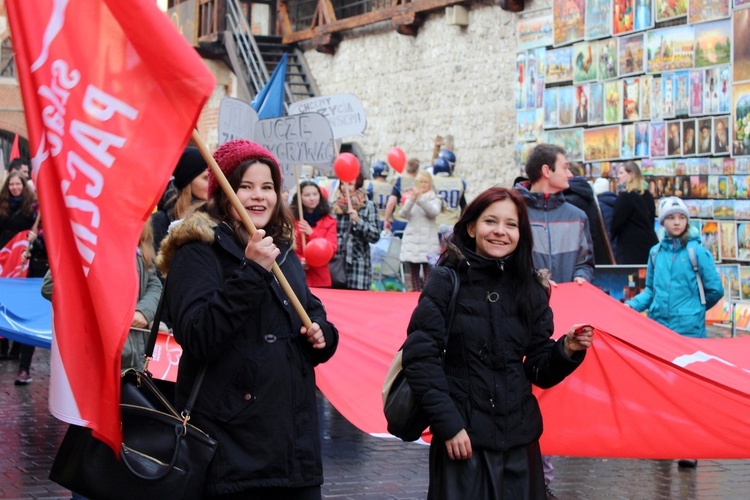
[611,190,658,264]
[159,213,338,496]
[564,177,612,265]
[401,249,584,451]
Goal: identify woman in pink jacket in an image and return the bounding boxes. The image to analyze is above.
[292,181,338,287]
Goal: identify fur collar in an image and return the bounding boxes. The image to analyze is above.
[155,211,217,277]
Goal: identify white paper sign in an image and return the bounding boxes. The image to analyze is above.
[218,97,259,145]
[288,93,366,139]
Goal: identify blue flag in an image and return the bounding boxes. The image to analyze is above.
[0,278,51,348]
[251,53,287,119]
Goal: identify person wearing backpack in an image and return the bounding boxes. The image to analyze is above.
[626,196,723,468]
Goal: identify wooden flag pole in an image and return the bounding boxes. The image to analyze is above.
[191,130,311,327]
[295,165,306,251]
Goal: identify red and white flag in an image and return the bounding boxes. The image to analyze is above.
[7,0,215,451]
[0,230,31,278]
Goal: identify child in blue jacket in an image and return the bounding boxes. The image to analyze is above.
[626,196,723,338]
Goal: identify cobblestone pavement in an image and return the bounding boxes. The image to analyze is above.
[0,348,747,499]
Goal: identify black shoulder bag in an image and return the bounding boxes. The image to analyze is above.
[49,288,218,500]
[382,267,460,441]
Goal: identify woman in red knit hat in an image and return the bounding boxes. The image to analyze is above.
[156,139,339,499]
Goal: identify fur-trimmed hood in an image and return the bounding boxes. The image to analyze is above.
[155,211,217,277]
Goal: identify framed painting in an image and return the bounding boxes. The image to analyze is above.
[704,67,720,114]
[573,42,599,83]
[541,128,585,161]
[646,25,694,73]
[689,69,704,116]
[732,82,750,156]
[694,19,731,68]
[635,121,650,157]
[604,80,623,123]
[739,223,750,261]
[585,0,611,40]
[734,175,748,199]
[733,9,750,84]
[661,72,676,118]
[597,38,618,80]
[618,33,645,77]
[737,200,750,219]
[525,48,546,109]
[718,65,731,114]
[634,0,655,31]
[622,123,636,158]
[517,9,554,51]
[640,75,652,119]
[516,52,527,110]
[517,108,544,142]
[674,70,690,116]
[574,84,591,124]
[719,221,738,261]
[589,82,605,125]
[613,0,636,36]
[650,122,667,157]
[701,221,720,261]
[655,0,687,22]
[688,0,730,25]
[713,115,730,155]
[682,119,696,156]
[651,76,663,120]
[546,47,574,84]
[666,120,683,157]
[543,88,559,128]
[696,117,713,155]
[558,86,577,128]
[584,125,622,161]
[737,0,750,7]
[554,0,586,46]
[622,77,641,121]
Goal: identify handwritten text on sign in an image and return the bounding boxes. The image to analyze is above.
[288,93,366,139]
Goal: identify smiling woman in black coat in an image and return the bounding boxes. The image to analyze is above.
[157,140,338,499]
[401,187,593,500]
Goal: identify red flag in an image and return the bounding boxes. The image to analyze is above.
[6,0,215,451]
[9,133,20,160]
[0,230,31,277]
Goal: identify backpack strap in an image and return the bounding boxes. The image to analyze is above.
[687,245,706,305]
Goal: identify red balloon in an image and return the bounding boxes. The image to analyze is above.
[387,147,406,173]
[333,153,360,183]
[319,186,329,200]
[303,239,334,267]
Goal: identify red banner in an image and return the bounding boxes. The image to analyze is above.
[312,283,750,458]
[7,0,215,450]
[0,230,30,277]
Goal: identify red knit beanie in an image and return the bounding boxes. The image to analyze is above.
[208,139,281,197]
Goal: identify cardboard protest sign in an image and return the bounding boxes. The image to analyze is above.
[289,93,366,139]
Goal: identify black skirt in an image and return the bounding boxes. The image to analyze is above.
[428,440,546,500]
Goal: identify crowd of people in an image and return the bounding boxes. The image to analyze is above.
[3,136,725,499]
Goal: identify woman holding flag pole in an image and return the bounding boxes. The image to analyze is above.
[156,136,338,499]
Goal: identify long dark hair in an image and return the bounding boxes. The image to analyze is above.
[202,159,294,246]
[442,186,541,328]
[0,171,35,219]
[290,181,331,219]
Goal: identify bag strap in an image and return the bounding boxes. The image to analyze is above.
[441,267,460,359]
[688,245,706,305]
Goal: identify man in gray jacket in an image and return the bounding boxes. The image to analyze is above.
[514,143,594,498]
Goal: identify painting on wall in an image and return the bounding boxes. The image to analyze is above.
[525,48,546,109]
[714,115,730,155]
[646,25,694,73]
[622,78,641,121]
[694,19,731,69]
[640,75,652,119]
[719,221,738,261]
[586,0,612,40]
[719,65,731,114]
[622,123,636,158]
[682,119,696,156]
[589,82,605,124]
[733,8,750,83]
[546,47,575,84]
[554,0,586,46]
[705,67,721,114]
[542,128,585,161]
[662,72,676,118]
[655,0,687,22]
[674,70,690,116]
[697,117,713,155]
[597,38,618,80]
[558,86,577,128]
[689,69,704,116]
[517,108,544,142]
[688,0,730,25]
[613,0,636,35]
[634,0,655,30]
[604,80,623,123]
[574,84,591,124]
[517,9,555,51]
[543,88,559,128]
[650,121,667,157]
[618,33,645,77]
[666,120,683,157]
[584,125,622,161]
[516,52,527,110]
[573,42,599,83]
[651,76,663,120]
[635,121,650,157]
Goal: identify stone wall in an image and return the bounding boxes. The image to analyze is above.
[300,0,548,199]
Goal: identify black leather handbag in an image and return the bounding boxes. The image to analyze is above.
[49,291,218,500]
[382,267,459,441]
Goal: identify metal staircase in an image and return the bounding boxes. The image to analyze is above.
[223,0,317,111]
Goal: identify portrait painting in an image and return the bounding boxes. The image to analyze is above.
[650,122,667,157]
[682,119,696,156]
[517,9,554,51]
[666,119,682,157]
[674,70,690,116]
[694,19,731,68]
[584,125,622,161]
[646,25,694,73]
[543,88,559,128]
[585,0,612,40]
[713,115,730,155]
[696,117,713,155]
[618,33,645,77]
[589,82,605,125]
[689,69,704,116]
[733,9,750,83]
[622,78,641,121]
[546,47,575,84]
[604,80,623,123]
[554,0,586,46]
[573,42,599,83]
[688,0,730,25]
[597,38,618,80]
[574,84,590,124]
[655,0,687,22]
